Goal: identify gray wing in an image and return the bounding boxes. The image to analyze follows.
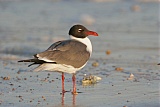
[35,40,90,68]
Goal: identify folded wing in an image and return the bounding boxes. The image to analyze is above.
[34,40,90,68]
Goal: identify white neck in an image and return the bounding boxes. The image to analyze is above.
[70,35,92,54]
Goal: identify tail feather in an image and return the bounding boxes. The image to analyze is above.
[158,63,160,65]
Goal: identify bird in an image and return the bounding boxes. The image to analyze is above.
[18,24,98,95]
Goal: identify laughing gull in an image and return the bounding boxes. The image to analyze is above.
[18,24,98,95]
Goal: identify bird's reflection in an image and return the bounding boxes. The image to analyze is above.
[61,93,65,106]
[61,92,76,107]
[72,94,76,106]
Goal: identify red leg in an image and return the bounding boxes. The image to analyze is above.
[72,74,78,95]
[62,72,65,93]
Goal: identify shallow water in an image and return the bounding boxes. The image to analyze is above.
[0,0,159,107]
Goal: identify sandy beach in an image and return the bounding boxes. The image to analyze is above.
[0,0,159,107]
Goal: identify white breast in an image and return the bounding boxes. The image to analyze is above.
[70,35,92,54]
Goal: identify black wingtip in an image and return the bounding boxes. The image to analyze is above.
[18,60,24,62]
[158,63,160,65]
[28,63,35,67]
[18,59,32,62]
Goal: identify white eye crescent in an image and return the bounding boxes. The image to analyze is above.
[78,29,83,32]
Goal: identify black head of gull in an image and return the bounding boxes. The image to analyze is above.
[69,25,98,38]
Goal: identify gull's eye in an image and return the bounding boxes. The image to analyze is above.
[78,29,84,32]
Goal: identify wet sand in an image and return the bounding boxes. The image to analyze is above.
[0,0,159,107]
